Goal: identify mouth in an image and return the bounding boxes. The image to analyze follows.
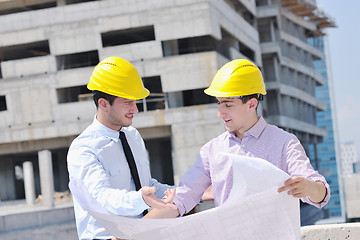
[125,114,134,120]
[224,119,231,124]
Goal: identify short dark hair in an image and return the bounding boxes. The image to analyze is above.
[239,94,263,104]
[92,91,117,108]
[238,94,264,111]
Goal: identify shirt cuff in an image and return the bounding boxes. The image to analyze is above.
[305,180,330,208]
[173,197,186,217]
[134,190,150,212]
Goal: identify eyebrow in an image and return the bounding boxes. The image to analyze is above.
[119,99,135,104]
[217,99,235,104]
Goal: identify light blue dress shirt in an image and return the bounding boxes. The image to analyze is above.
[67,116,171,239]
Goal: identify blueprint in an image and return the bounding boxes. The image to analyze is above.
[69,153,301,240]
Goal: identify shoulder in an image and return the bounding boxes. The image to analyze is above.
[263,122,293,139]
[69,124,103,152]
[263,122,302,152]
[201,131,228,151]
[261,122,299,148]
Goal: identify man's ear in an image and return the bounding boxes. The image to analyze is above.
[98,98,109,111]
[248,98,258,110]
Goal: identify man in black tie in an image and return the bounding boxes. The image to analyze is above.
[67,56,175,240]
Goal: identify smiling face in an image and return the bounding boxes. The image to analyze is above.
[97,96,139,131]
[216,97,259,139]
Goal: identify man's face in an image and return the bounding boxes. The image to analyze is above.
[107,97,139,130]
[216,97,251,135]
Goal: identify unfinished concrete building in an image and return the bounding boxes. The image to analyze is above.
[0,0,261,204]
[256,0,335,149]
[0,0,335,228]
[257,0,336,221]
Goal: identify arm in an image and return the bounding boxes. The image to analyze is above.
[141,186,178,210]
[143,189,179,219]
[279,135,330,207]
[143,206,180,219]
[144,147,212,218]
[172,147,212,216]
[68,145,169,216]
[278,176,327,203]
[201,185,214,201]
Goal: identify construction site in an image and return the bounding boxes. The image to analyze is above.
[1,0,359,239]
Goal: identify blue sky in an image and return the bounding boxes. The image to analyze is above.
[316,0,360,156]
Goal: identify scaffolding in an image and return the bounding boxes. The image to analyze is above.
[281,0,336,36]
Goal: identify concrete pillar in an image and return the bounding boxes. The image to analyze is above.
[270,19,275,42]
[23,161,36,205]
[273,56,280,81]
[38,150,55,207]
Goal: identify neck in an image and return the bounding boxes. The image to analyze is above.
[234,114,259,139]
[96,111,122,131]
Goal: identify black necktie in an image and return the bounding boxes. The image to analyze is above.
[119,131,148,215]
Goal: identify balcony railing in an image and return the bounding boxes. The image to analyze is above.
[136,93,167,112]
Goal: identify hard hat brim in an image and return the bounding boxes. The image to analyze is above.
[204,87,266,98]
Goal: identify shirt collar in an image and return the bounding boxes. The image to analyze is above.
[246,116,266,138]
[92,115,121,142]
[226,116,266,140]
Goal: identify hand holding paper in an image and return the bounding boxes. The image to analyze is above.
[69,153,301,240]
[278,176,327,203]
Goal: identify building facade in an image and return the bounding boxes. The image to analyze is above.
[256,0,335,150]
[0,0,259,201]
[340,141,358,177]
[256,0,336,224]
[341,141,360,219]
[0,0,334,221]
[307,36,344,221]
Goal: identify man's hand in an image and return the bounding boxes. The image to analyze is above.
[141,186,177,209]
[163,188,176,204]
[109,189,176,240]
[278,176,326,203]
[142,188,180,219]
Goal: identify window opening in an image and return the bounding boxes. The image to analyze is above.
[56,50,99,70]
[56,85,91,103]
[102,26,155,47]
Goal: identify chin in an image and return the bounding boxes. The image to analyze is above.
[225,126,232,132]
[123,120,133,127]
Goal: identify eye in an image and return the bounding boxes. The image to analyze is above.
[225,104,232,108]
[217,101,220,105]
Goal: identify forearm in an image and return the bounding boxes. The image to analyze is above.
[308,181,327,203]
[142,206,180,219]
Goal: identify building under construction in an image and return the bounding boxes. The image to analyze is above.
[0,0,336,235]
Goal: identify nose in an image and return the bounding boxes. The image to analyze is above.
[217,104,225,118]
[132,102,139,114]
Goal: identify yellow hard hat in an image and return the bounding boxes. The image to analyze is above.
[204,59,267,97]
[87,56,150,100]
